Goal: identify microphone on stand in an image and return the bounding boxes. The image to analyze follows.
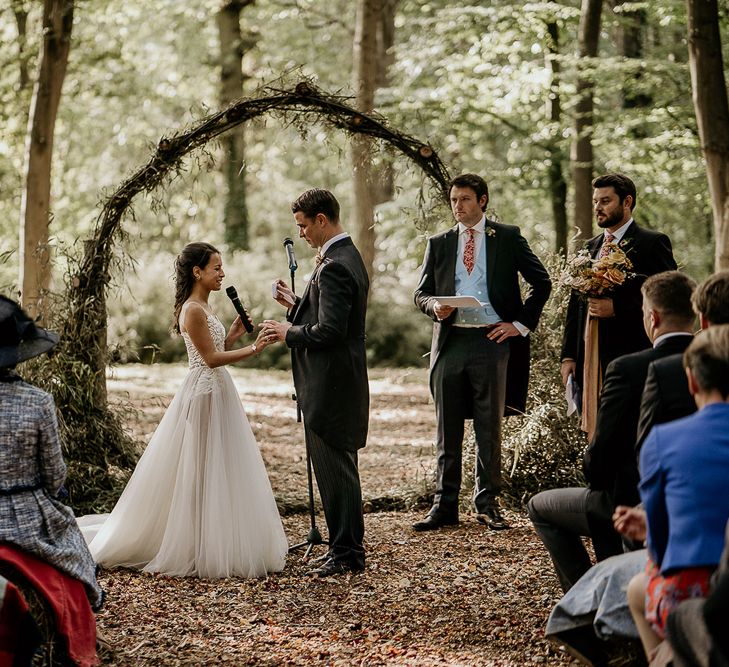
[283,237,298,272]
[225,286,254,333]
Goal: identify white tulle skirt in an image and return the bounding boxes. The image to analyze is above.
[78,365,288,578]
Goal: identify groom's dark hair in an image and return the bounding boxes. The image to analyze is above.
[292,188,340,222]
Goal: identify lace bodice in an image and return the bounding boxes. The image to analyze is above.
[181,309,226,370]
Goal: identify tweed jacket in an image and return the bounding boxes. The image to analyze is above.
[0,378,102,608]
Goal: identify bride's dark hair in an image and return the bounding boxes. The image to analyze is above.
[173,242,220,333]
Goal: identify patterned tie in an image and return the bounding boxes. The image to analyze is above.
[599,233,616,258]
[463,228,476,274]
[315,250,324,266]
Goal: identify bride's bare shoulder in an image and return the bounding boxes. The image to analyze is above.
[179,300,210,332]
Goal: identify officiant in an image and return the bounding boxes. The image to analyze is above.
[412,173,551,532]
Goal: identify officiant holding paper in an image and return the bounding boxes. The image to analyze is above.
[413,173,551,532]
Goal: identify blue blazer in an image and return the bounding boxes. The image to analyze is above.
[639,403,729,574]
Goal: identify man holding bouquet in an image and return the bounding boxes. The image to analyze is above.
[560,173,677,437]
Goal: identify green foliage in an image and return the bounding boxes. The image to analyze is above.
[365,300,430,368]
[501,253,586,507]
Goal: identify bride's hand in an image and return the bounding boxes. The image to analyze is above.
[254,327,278,351]
[227,315,248,342]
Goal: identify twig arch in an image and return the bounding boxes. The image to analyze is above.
[62,80,451,409]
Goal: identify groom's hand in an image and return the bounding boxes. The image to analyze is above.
[272,279,296,309]
[262,319,291,343]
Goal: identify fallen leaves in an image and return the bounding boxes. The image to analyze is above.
[98,367,580,665]
[96,512,578,666]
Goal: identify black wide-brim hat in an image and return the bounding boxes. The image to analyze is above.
[0,295,59,369]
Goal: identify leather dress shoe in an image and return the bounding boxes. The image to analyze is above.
[412,513,459,531]
[308,551,333,565]
[306,558,364,577]
[476,506,510,530]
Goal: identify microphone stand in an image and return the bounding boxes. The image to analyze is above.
[286,263,327,559]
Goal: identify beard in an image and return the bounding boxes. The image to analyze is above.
[596,207,624,229]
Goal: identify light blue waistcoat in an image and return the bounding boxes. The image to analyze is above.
[454,233,501,326]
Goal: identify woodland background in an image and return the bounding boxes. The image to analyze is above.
[2,0,729,512]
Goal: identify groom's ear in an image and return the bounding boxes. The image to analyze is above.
[315,212,329,227]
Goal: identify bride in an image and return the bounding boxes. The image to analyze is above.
[79,242,288,578]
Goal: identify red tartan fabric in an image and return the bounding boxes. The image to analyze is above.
[0,544,97,667]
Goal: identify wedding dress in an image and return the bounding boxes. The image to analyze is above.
[78,306,288,578]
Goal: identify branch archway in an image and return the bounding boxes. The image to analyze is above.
[65,80,451,406]
[54,81,451,509]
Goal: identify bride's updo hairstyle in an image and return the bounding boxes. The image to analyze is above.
[173,242,220,333]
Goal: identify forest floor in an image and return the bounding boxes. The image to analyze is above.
[97,364,581,666]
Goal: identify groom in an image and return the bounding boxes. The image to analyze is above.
[263,188,369,577]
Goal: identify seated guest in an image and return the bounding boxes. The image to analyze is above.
[0,296,102,609]
[529,271,696,592]
[628,325,729,660]
[664,518,729,667]
[545,508,649,663]
[636,269,729,454]
[546,274,729,661]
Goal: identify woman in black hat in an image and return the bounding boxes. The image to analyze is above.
[0,295,103,609]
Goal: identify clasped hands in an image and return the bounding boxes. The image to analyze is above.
[433,300,518,344]
[613,505,647,543]
[259,279,294,344]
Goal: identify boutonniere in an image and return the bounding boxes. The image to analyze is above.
[618,238,630,250]
[486,226,496,238]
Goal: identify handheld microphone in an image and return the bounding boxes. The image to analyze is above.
[283,237,298,272]
[225,286,254,333]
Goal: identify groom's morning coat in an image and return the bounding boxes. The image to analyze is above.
[415,220,552,415]
[285,237,369,451]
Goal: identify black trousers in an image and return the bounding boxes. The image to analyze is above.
[527,487,623,593]
[430,327,509,515]
[305,425,365,568]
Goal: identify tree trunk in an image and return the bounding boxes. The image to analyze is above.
[546,21,568,256]
[351,0,382,284]
[686,0,729,270]
[217,0,253,251]
[373,0,396,205]
[19,0,74,321]
[12,0,31,90]
[570,0,602,245]
[615,3,650,111]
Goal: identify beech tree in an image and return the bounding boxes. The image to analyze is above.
[351,0,397,282]
[217,0,255,250]
[546,20,568,255]
[686,0,729,270]
[19,0,73,320]
[570,0,602,243]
